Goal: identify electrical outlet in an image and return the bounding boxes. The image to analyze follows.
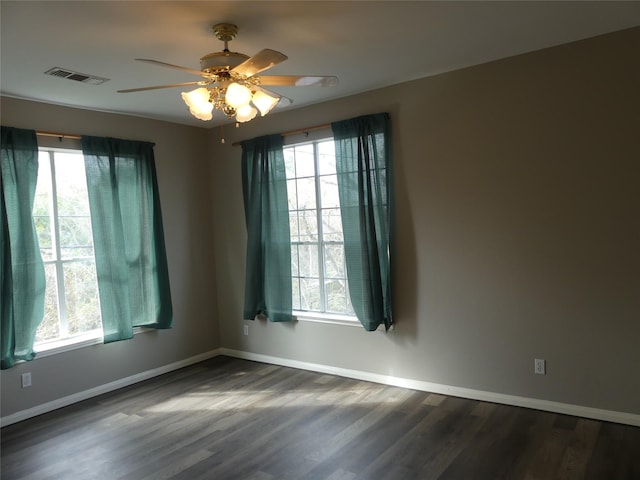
[21,372,32,388]
[243,325,249,336]
[534,358,546,375]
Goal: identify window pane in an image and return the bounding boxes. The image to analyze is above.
[34,153,54,261]
[317,140,334,156]
[59,216,94,259]
[34,215,53,261]
[291,244,299,276]
[284,149,296,178]
[292,277,301,311]
[296,177,316,210]
[294,145,315,177]
[298,244,319,277]
[289,212,300,242]
[317,141,336,176]
[54,153,89,216]
[300,278,321,311]
[35,264,61,343]
[54,153,94,260]
[319,174,340,209]
[322,208,343,241]
[64,260,101,336]
[326,279,349,313]
[298,210,318,240]
[286,179,297,210]
[324,244,345,279]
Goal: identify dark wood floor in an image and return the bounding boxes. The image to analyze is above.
[2,356,639,480]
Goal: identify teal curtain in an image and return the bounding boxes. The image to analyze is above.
[1,127,46,368]
[81,136,172,343]
[332,113,393,331]
[241,134,292,322]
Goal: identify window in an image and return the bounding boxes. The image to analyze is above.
[284,139,355,318]
[32,148,102,348]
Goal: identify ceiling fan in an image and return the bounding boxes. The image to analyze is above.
[118,23,338,123]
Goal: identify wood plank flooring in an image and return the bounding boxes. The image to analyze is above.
[2,356,639,479]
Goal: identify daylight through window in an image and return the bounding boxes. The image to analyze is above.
[33,148,102,347]
[284,139,355,317]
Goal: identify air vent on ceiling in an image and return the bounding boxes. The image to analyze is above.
[44,67,109,85]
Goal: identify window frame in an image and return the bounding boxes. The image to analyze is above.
[32,143,104,353]
[283,132,358,324]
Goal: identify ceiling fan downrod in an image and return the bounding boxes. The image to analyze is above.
[212,23,238,52]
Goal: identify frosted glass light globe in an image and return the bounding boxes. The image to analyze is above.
[225,83,252,109]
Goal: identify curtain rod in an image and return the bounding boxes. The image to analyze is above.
[231,122,331,147]
[37,130,81,140]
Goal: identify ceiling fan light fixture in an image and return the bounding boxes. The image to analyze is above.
[252,90,280,116]
[236,104,258,123]
[182,87,214,120]
[120,22,337,125]
[225,82,253,109]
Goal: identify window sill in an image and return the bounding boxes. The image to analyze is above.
[293,311,361,327]
[292,311,391,331]
[34,327,151,359]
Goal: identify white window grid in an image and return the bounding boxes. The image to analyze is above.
[34,149,102,348]
[284,140,355,317]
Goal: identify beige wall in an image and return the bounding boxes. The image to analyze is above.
[210,27,640,415]
[1,27,638,421]
[0,99,219,417]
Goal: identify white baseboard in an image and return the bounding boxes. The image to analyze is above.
[220,348,640,427]
[0,349,222,427]
[4,347,638,428]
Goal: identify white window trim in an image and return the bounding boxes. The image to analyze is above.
[286,137,356,317]
[293,310,360,327]
[292,311,390,331]
[34,327,152,359]
[33,144,105,358]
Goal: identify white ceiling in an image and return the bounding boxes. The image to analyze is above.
[2,1,639,128]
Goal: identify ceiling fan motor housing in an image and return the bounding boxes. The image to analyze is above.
[212,23,238,42]
[200,51,250,74]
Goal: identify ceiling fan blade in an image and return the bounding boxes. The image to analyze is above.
[253,85,293,107]
[257,75,338,87]
[135,58,211,78]
[117,81,205,93]
[231,49,288,77]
